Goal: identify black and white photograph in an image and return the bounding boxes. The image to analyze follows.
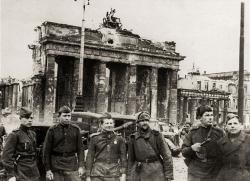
[0,0,250,181]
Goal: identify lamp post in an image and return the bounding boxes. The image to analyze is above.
[238,1,244,123]
[74,0,90,111]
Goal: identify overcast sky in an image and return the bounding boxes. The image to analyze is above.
[1,0,249,78]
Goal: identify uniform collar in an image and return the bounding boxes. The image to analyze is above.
[20,124,30,132]
[221,131,246,144]
[135,128,151,139]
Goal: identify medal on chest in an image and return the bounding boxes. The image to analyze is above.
[114,139,117,144]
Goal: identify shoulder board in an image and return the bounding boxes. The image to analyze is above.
[212,126,223,131]
[90,132,101,138]
[151,129,160,135]
[50,124,59,129]
[190,125,201,131]
[70,123,80,129]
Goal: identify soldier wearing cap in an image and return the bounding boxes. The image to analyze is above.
[216,113,250,181]
[128,111,173,181]
[181,105,224,181]
[85,112,127,181]
[43,106,84,181]
[2,107,40,181]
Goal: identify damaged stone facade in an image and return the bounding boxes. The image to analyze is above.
[0,77,22,115]
[29,21,185,123]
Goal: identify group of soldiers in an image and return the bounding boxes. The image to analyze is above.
[182,105,250,181]
[1,105,250,181]
[1,106,173,181]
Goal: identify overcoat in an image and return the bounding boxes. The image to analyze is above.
[128,129,173,181]
[2,125,40,181]
[86,131,127,180]
[216,132,250,181]
[181,124,224,180]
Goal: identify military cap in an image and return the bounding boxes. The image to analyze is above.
[226,113,239,123]
[19,107,32,118]
[196,105,213,119]
[101,112,112,119]
[136,111,150,123]
[58,105,71,116]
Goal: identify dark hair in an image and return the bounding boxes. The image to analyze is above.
[196,106,213,119]
[58,106,71,116]
[225,113,239,124]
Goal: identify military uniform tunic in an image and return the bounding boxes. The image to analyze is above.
[43,123,84,172]
[2,125,40,181]
[216,132,250,181]
[128,129,173,181]
[86,131,127,180]
[181,124,224,180]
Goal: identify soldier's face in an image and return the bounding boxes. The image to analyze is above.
[138,120,150,131]
[20,116,33,127]
[59,113,71,124]
[226,117,242,134]
[201,111,214,127]
[101,119,115,131]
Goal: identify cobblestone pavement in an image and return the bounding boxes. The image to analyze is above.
[173,155,187,181]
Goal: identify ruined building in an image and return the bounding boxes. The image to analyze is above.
[27,19,184,123]
[178,69,230,125]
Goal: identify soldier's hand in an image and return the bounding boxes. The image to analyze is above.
[86,176,91,181]
[191,143,202,152]
[78,167,85,177]
[8,177,16,181]
[46,170,54,180]
[120,173,126,181]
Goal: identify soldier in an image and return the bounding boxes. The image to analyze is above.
[2,107,40,181]
[85,113,127,181]
[128,111,173,181]
[216,113,250,181]
[43,106,84,181]
[182,105,224,181]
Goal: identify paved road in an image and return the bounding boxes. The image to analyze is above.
[173,155,187,181]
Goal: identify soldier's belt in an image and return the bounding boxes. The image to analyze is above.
[95,158,119,164]
[52,152,76,157]
[137,157,159,163]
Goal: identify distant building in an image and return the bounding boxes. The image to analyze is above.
[205,70,250,127]
[177,69,230,125]
[0,77,22,114]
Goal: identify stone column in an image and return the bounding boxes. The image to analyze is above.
[168,70,178,125]
[32,75,44,122]
[150,68,158,118]
[190,98,197,123]
[126,65,137,115]
[223,99,229,125]
[178,97,184,125]
[44,55,57,123]
[212,100,220,124]
[96,62,107,113]
[12,83,19,112]
[183,97,190,123]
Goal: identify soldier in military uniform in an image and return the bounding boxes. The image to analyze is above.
[181,105,224,181]
[216,113,250,181]
[128,111,173,181]
[43,106,84,181]
[85,113,127,181]
[2,107,40,181]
